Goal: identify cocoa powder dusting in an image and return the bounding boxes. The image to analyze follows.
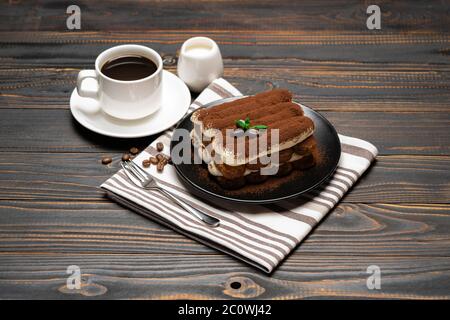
[195,89,291,122]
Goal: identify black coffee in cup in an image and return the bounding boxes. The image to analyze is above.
[101,55,158,81]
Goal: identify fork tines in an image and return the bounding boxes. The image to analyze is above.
[121,160,152,185]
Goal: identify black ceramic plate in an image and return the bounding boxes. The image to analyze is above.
[170,97,341,204]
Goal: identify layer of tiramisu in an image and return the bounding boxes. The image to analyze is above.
[190,89,316,189]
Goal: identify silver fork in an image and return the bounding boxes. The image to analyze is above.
[120,160,220,227]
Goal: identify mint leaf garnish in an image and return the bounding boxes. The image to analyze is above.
[251,125,268,130]
[235,118,267,131]
[235,119,248,130]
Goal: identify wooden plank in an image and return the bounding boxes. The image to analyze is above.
[0,153,449,203]
[1,61,449,112]
[0,253,449,299]
[1,0,448,32]
[0,109,448,154]
[0,108,156,153]
[1,201,450,257]
[1,31,449,65]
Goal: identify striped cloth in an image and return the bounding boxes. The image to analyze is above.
[101,78,378,273]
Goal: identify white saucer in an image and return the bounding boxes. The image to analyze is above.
[70,70,191,138]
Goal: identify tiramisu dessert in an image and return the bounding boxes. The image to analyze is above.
[190,89,317,189]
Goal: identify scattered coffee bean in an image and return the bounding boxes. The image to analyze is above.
[156,154,164,162]
[101,156,112,165]
[156,142,164,152]
[157,162,164,172]
[142,159,150,168]
[150,157,159,165]
[129,147,139,155]
[161,156,169,164]
[121,153,130,161]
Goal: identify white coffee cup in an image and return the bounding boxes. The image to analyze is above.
[177,37,223,92]
[76,44,163,120]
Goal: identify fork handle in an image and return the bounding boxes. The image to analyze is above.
[159,188,220,227]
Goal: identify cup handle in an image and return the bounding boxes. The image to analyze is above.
[76,70,101,114]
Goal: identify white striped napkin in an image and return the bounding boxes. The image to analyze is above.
[101,78,378,273]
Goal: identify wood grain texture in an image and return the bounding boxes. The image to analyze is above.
[0,0,449,299]
[1,201,450,299]
[1,0,448,32]
[1,60,449,112]
[0,153,449,203]
[0,109,448,154]
[1,201,450,257]
[1,29,449,115]
[1,30,449,64]
[1,253,450,299]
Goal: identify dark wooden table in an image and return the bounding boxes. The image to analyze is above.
[0,0,449,299]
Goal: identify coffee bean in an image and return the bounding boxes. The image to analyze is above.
[142,159,150,168]
[121,153,130,161]
[157,162,164,172]
[129,147,139,155]
[161,156,169,165]
[156,142,164,152]
[150,157,159,165]
[101,157,112,165]
[156,154,164,162]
